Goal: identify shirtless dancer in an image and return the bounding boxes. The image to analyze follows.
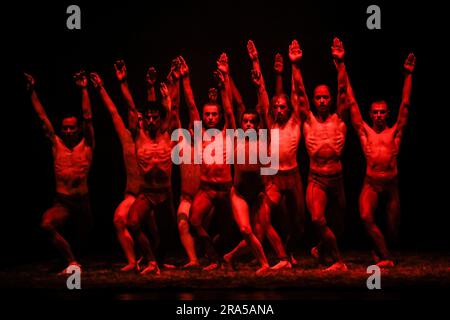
[117,62,177,275]
[344,47,416,267]
[213,42,270,274]
[25,71,94,274]
[89,68,143,272]
[292,38,348,271]
[220,42,289,270]
[250,40,306,270]
[169,56,202,269]
[224,40,295,273]
[189,53,236,271]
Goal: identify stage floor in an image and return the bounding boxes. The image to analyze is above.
[1,251,449,300]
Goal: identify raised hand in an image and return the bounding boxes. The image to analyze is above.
[160,82,171,110]
[331,37,345,63]
[247,40,258,61]
[114,60,127,82]
[274,53,284,74]
[404,53,416,73]
[208,88,218,103]
[89,72,104,89]
[214,69,225,89]
[24,72,35,91]
[160,82,169,99]
[146,67,157,87]
[178,56,189,77]
[217,53,229,75]
[74,70,88,88]
[288,40,303,64]
[169,58,181,81]
[250,69,263,87]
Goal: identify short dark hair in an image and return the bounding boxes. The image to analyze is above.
[269,94,293,119]
[202,102,221,112]
[58,114,80,130]
[240,109,260,126]
[313,84,332,96]
[371,100,388,110]
[61,114,79,121]
[202,102,223,120]
[143,101,167,119]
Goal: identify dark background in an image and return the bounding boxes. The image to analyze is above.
[3,0,448,266]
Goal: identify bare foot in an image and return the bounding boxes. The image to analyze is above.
[136,257,143,271]
[141,262,160,275]
[290,254,298,266]
[312,246,328,264]
[120,263,137,272]
[376,260,395,268]
[323,262,348,272]
[221,254,236,271]
[203,262,220,271]
[223,253,233,264]
[311,246,320,260]
[162,264,177,270]
[270,260,292,271]
[181,261,201,270]
[58,262,82,276]
[256,264,270,275]
[371,250,381,263]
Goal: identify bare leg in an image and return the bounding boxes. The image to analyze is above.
[260,184,289,263]
[190,190,218,269]
[376,185,400,268]
[255,198,290,270]
[307,182,345,270]
[114,195,137,271]
[177,198,199,268]
[153,194,176,266]
[230,188,269,270]
[284,174,306,263]
[41,205,76,265]
[359,183,390,262]
[127,194,158,275]
[226,188,288,270]
[386,187,401,246]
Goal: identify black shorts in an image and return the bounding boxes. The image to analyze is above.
[234,171,265,205]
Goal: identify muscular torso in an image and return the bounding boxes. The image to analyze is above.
[304,113,346,175]
[53,136,92,196]
[199,129,232,184]
[135,128,173,189]
[361,124,399,181]
[271,116,301,171]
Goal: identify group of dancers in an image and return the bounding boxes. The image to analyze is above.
[24,37,415,275]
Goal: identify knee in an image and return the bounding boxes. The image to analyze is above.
[126,218,140,234]
[126,201,143,233]
[189,213,202,228]
[114,213,127,231]
[253,222,265,240]
[40,220,54,232]
[311,215,327,229]
[360,212,375,227]
[178,218,190,235]
[239,225,253,238]
[255,198,271,222]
